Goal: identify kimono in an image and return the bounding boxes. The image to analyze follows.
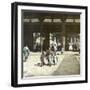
[23,46,30,62]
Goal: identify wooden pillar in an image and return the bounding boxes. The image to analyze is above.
[39,17,44,52]
[39,17,49,52]
[61,16,66,51]
[43,33,49,51]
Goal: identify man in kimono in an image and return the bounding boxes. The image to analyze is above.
[23,46,30,62]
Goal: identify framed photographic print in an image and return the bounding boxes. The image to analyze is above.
[11,2,88,87]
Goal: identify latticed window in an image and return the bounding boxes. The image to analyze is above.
[75,19,80,23]
[53,19,62,22]
[43,19,52,22]
[66,19,74,22]
[23,19,30,22]
[31,18,39,22]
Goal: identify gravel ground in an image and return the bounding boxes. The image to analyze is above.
[23,51,80,77]
[53,55,80,75]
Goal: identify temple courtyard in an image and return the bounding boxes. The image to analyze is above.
[23,51,80,78]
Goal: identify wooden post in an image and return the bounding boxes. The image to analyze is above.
[61,16,66,51]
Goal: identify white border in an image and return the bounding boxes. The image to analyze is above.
[18,5,86,84]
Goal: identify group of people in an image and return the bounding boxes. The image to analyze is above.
[22,45,58,67]
[40,46,58,67]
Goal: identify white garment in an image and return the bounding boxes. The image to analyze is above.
[69,45,73,50]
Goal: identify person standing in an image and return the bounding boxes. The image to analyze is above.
[23,45,30,62]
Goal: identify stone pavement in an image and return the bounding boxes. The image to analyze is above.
[23,51,80,78]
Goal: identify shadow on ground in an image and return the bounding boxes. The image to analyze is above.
[52,55,80,75]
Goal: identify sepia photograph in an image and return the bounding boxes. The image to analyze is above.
[22,10,80,78]
[11,2,87,87]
